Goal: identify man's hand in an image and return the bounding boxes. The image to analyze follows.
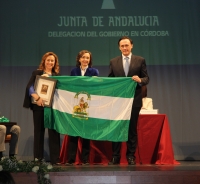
[132,75,141,83]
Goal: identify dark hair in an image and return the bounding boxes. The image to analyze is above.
[118,36,133,46]
[38,52,60,74]
[76,50,93,67]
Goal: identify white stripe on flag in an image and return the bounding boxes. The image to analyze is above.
[52,89,134,121]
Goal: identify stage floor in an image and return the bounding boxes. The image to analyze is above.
[12,161,200,184]
[55,161,200,172]
[50,161,200,184]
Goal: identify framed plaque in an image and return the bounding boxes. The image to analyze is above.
[32,75,57,107]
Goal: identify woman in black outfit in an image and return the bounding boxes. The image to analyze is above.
[23,52,61,165]
[65,50,99,166]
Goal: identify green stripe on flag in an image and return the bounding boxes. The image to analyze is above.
[45,108,129,142]
[51,76,136,98]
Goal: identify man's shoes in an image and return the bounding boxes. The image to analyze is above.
[82,161,90,165]
[108,157,120,165]
[127,157,136,165]
[0,152,3,161]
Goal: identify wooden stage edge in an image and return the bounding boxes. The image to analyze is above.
[11,161,200,184]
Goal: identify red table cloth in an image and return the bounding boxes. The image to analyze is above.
[60,114,179,165]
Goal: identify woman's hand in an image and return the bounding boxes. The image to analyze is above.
[36,97,45,107]
[41,74,49,77]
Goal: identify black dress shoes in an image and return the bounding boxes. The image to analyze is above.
[127,157,136,165]
[108,157,120,165]
[0,152,3,160]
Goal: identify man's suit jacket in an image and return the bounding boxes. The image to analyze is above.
[70,67,99,76]
[108,55,149,107]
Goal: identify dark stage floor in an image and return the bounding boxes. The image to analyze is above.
[51,161,200,184]
[55,161,200,171]
[12,161,200,184]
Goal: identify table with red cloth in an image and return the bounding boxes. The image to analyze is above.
[60,114,179,165]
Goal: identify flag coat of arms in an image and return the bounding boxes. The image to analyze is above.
[44,76,137,142]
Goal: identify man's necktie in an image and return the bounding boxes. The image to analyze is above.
[124,57,129,76]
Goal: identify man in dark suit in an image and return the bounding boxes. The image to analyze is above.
[108,36,149,165]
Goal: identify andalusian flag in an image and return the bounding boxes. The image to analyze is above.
[44,76,137,142]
